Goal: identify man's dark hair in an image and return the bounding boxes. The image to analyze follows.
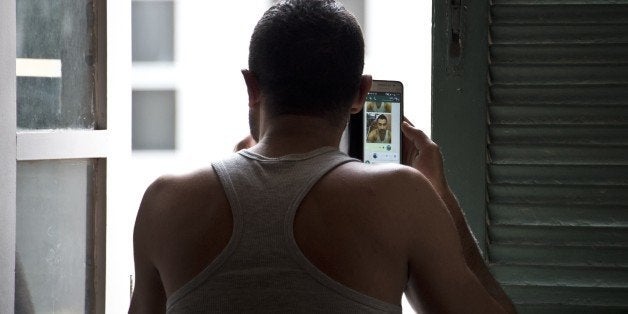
[249,0,365,126]
[377,114,388,122]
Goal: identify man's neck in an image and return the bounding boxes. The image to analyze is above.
[249,115,345,158]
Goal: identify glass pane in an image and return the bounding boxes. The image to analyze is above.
[15,159,94,313]
[132,90,177,150]
[132,1,175,62]
[16,0,95,129]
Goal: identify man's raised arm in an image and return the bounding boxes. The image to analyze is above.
[401,121,517,313]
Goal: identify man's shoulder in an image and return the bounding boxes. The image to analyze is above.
[136,167,225,229]
[333,161,434,193]
[142,168,218,205]
[308,161,444,253]
[319,161,439,219]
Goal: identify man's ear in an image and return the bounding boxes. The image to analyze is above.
[241,69,261,108]
[350,75,372,114]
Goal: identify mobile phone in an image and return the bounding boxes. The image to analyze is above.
[348,80,403,164]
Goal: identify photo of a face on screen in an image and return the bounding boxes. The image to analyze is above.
[363,93,402,164]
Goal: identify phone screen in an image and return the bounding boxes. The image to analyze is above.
[362,90,402,164]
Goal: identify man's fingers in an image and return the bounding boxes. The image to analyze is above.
[402,116,415,127]
[234,135,257,152]
[401,121,432,147]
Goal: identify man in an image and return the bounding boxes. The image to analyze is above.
[368,114,392,143]
[130,0,516,313]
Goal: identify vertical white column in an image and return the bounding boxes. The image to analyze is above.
[0,0,17,312]
[106,0,133,312]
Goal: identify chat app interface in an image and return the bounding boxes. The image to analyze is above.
[363,92,401,164]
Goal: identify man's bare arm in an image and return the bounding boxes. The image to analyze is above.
[401,121,517,313]
[129,180,168,314]
[399,169,508,313]
[439,187,517,313]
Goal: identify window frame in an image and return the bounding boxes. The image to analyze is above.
[0,0,108,312]
[0,0,17,311]
[431,0,490,256]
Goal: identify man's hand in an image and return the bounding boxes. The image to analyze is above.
[401,120,449,197]
[233,135,257,152]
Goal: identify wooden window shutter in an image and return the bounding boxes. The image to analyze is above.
[433,0,628,312]
[488,1,628,312]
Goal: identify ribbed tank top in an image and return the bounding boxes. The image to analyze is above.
[166,146,402,313]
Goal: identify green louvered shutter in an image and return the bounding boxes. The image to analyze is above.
[487,0,628,313]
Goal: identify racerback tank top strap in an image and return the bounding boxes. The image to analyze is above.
[216,146,350,258]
